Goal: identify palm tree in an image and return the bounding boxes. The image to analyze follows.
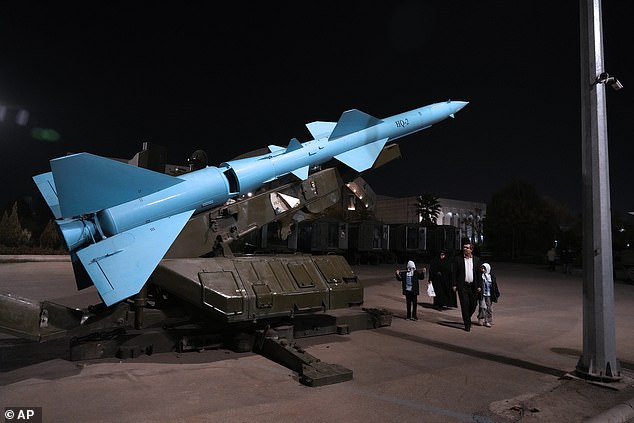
[416,194,441,226]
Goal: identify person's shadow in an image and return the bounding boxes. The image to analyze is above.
[436,320,468,331]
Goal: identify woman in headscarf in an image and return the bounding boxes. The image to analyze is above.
[395,260,426,320]
[477,263,499,327]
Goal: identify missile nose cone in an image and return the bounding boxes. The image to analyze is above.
[445,100,468,118]
[450,100,468,112]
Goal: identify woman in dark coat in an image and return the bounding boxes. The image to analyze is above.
[428,251,457,309]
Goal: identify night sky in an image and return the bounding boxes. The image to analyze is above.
[0,2,632,216]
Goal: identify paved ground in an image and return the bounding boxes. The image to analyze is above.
[1,257,634,422]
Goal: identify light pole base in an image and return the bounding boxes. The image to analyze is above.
[576,357,622,382]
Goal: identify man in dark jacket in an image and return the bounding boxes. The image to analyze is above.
[453,242,482,331]
[395,260,426,320]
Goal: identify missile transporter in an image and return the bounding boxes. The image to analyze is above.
[1,152,394,386]
[153,255,362,323]
[2,101,467,385]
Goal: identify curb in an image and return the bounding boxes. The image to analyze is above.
[0,255,70,263]
[584,397,634,423]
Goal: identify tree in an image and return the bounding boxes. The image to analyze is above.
[416,194,441,226]
[484,179,561,259]
[0,202,29,248]
[39,219,62,250]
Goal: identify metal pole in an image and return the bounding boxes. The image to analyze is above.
[576,0,620,381]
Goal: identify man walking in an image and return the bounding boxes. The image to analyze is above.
[453,242,482,331]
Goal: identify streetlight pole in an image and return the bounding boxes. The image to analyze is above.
[576,0,620,381]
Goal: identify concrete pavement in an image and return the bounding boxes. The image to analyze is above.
[1,257,634,422]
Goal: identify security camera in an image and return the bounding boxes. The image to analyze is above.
[608,77,623,91]
[594,72,624,91]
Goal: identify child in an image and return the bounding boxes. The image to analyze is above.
[395,261,426,320]
[477,263,499,327]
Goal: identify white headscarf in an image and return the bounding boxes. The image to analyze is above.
[481,262,492,282]
[407,260,416,276]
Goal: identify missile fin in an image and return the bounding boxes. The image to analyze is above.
[285,138,303,153]
[51,153,184,218]
[306,121,336,140]
[328,109,383,140]
[76,209,195,306]
[268,145,285,153]
[334,137,389,172]
[290,166,309,180]
[33,172,61,219]
[70,251,94,290]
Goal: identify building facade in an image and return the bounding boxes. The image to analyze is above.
[374,195,487,246]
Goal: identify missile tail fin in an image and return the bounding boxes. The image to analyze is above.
[334,137,389,172]
[50,153,184,218]
[76,209,194,306]
[328,109,383,140]
[33,172,62,219]
[70,251,95,290]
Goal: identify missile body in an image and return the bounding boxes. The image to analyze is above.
[34,100,467,306]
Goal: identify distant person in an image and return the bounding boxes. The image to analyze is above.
[477,263,499,327]
[395,260,426,321]
[428,250,457,310]
[547,247,556,271]
[453,242,481,332]
[561,248,574,274]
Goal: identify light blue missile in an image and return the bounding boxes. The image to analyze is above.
[34,100,468,306]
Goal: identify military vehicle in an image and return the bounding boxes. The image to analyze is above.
[1,101,467,385]
[0,144,396,386]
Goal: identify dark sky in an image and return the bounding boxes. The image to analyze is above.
[0,1,632,216]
